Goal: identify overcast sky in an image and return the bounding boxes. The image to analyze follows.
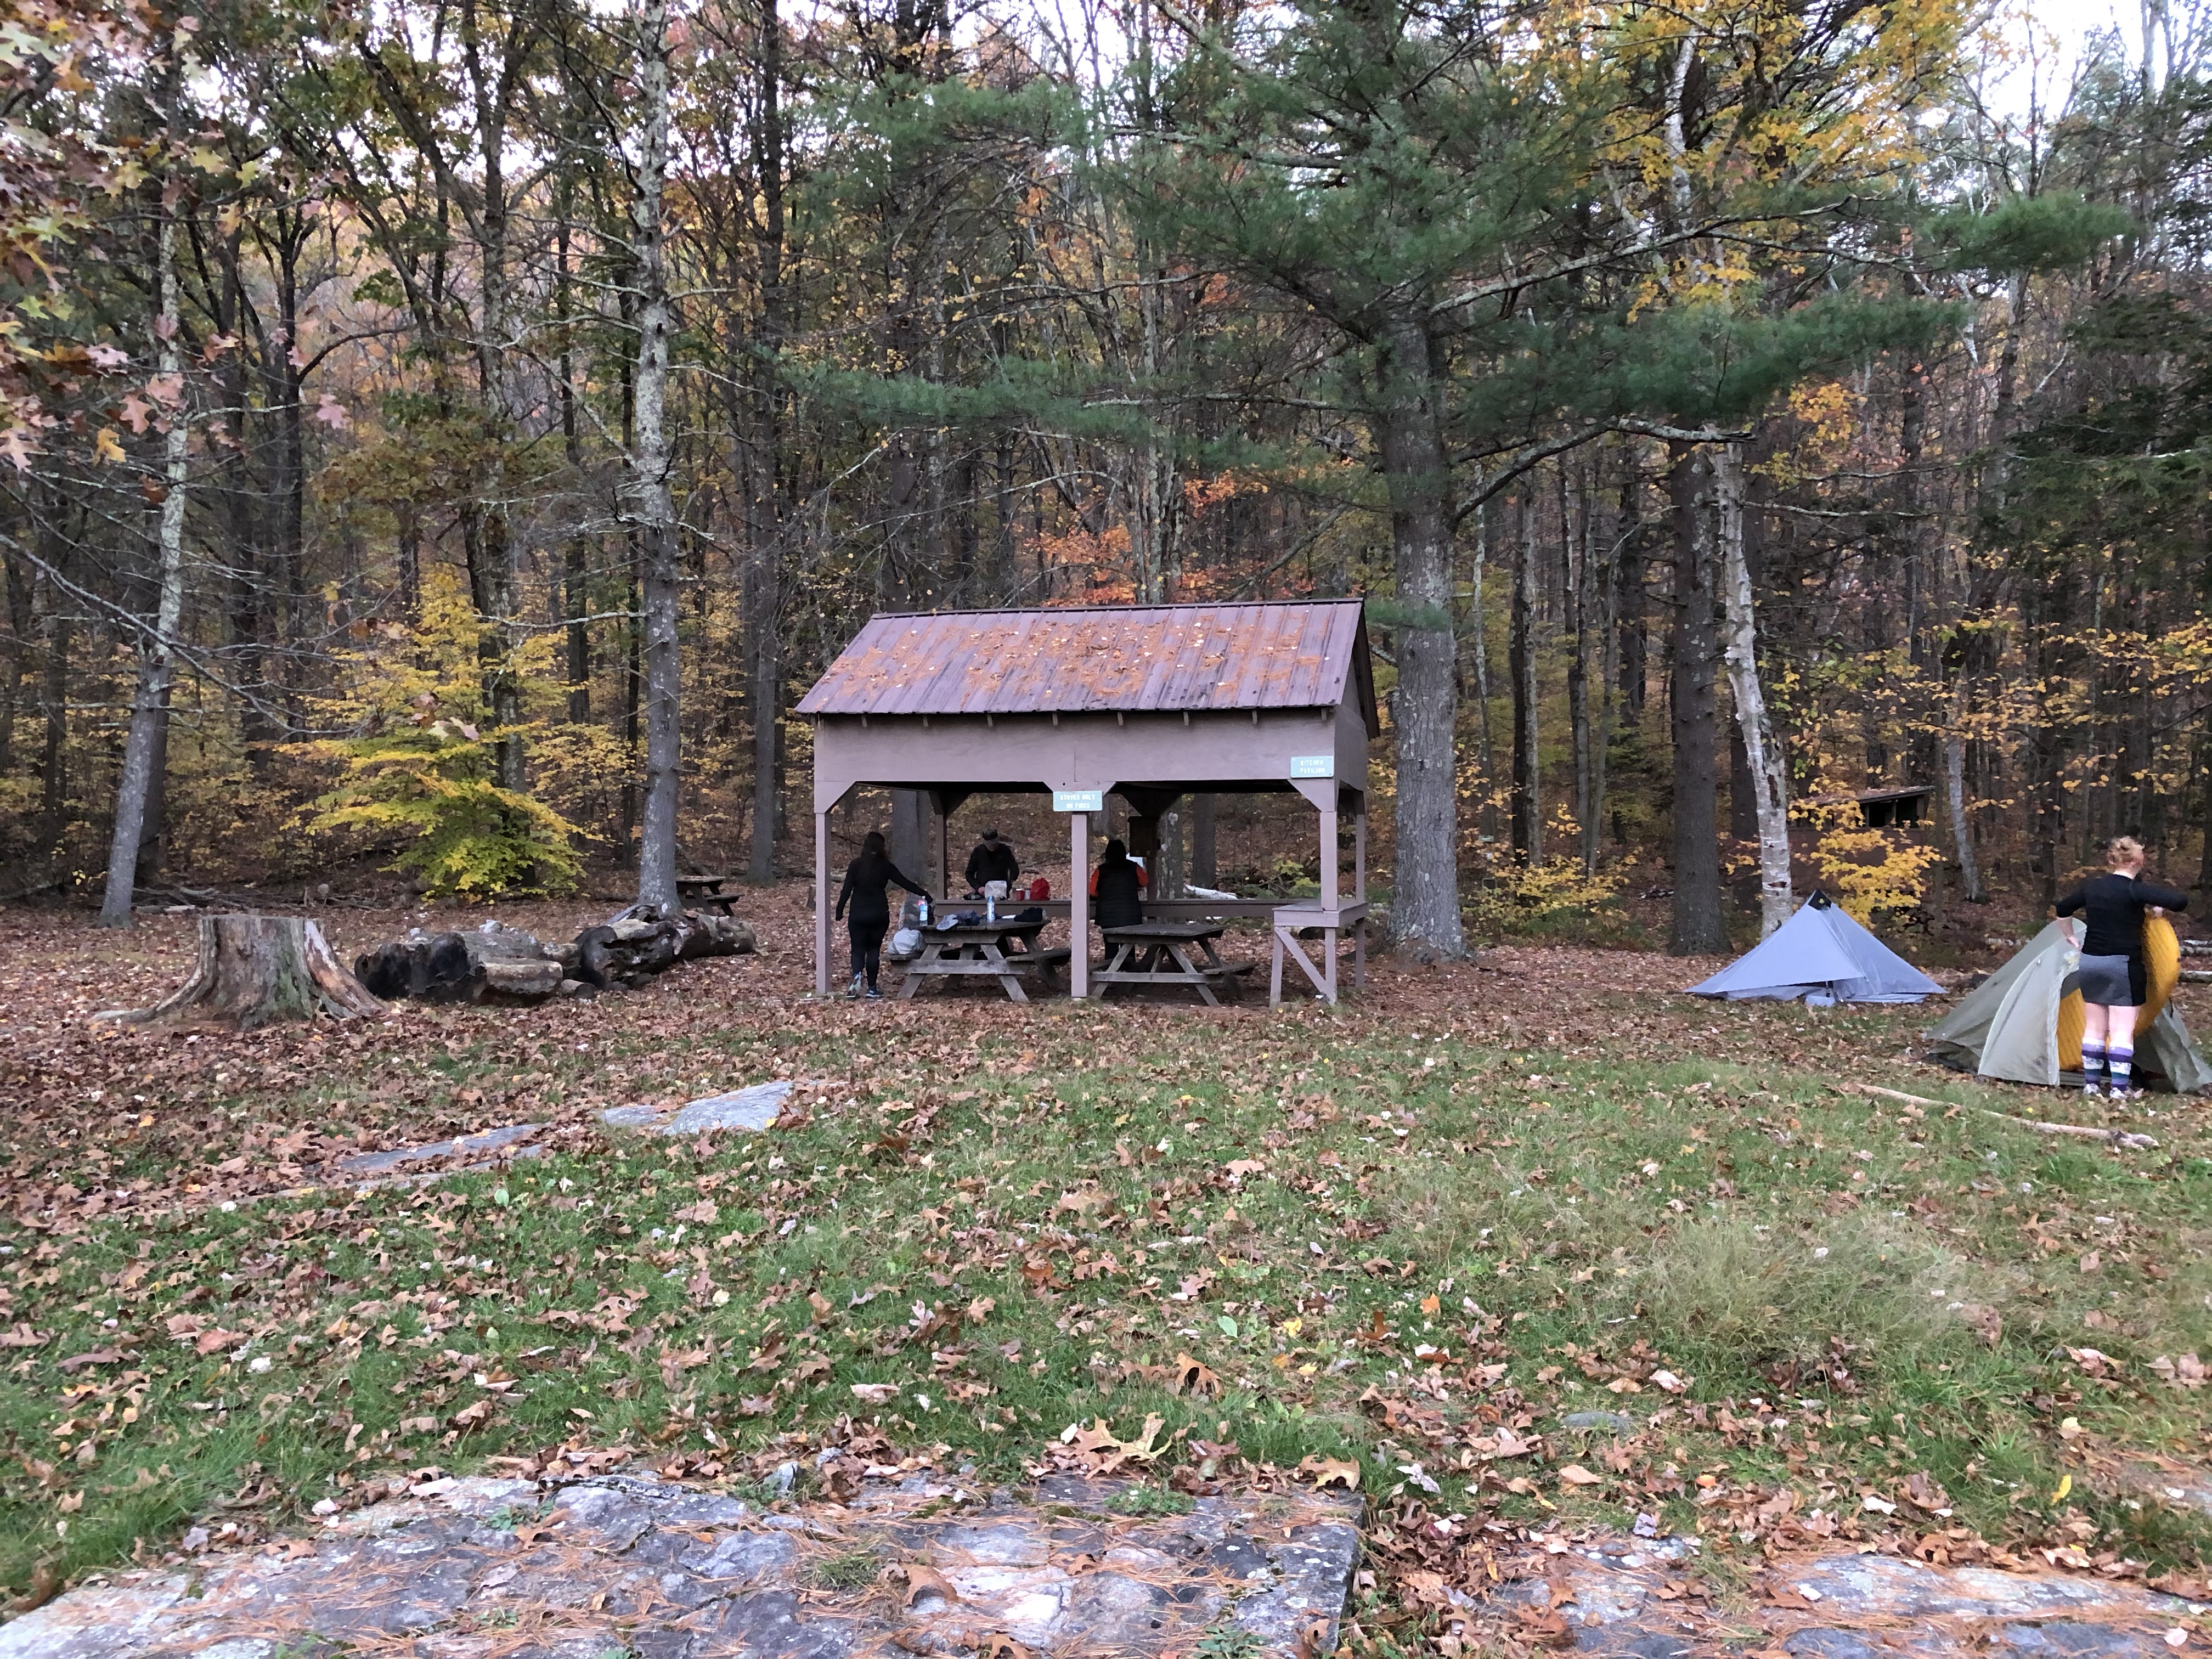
[1988,0,2171,117]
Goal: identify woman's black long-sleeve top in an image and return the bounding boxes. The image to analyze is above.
[2055,872,2190,960]
[835,853,928,926]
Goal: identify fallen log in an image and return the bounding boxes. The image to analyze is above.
[356,907,756,1005]
[354,920,565,1005]
[95,915,386,1030]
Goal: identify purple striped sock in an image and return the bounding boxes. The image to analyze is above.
[2081,1041,2108,1090]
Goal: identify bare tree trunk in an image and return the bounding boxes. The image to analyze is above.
[1126,0,1178,605]
[1192,793,1216,887]
[2195,713,2212,912]
[1588,455,1619,871]
[1713,443,1792,937]
[891,789,930,881]
[556,199,591,724]
[1509,490,1540,861]
[629,0,681,913]
[747,0,787,885]
[1377,303,1463,956]
[37,572,69,859]
[1469,503,1498,841]
[0,538,29,774]
[1160,804,1184,899]
[101,188,190,929]
[1566,464,1593,871]
[1667,441,1728,955]
[134,682,172,887]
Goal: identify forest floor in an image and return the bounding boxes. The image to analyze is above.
[3,888,2212,1649]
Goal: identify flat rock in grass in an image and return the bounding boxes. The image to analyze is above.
[1480,1530,2194,1658]
[1561,1410,1637,1432]
[0,1470,1361,1659]
[1785,1555,2168,1622]
[335,1122,545,1179]
[600,1080,792,1135]
[1993,1623,2164,1656]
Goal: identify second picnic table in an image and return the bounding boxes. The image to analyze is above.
[896,916,1066,1003]
[1092,920,1245,1005]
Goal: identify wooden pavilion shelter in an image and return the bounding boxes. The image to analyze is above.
[795,599,1380,1000]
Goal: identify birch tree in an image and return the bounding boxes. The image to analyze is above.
[1713,442,1792,936]
[625,0,681,912]
[99,41,191,928]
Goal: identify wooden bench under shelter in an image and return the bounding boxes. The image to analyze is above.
[1093,920,1261,1005]
[796,599,1380,1005]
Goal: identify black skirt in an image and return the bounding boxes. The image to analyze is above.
[2076,952,2146,1007]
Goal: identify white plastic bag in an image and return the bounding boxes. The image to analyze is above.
[888,927,922,960]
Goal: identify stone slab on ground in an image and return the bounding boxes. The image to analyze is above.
[335,1122,548,1179]
[0,1470,1361,1659]
[1484,1530,2203,1658]
[599,1080,794,1135]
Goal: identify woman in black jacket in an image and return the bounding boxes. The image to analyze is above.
[1088,837,1148,931]
[2056,836,2188,1097]
[834,831,930,1000]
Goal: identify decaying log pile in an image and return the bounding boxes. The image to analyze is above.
[354,906,755,1006]
[96,915,387,1030]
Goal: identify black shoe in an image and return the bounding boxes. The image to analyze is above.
[865,985,884,1000]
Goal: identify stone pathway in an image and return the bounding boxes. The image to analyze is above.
[0,1470,1362,1658]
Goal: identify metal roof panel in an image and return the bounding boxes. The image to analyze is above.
[797,601,1374,727]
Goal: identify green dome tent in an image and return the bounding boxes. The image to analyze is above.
[1926,919,2212,1091]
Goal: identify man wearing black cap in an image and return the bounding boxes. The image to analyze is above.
[964,828,1020,896]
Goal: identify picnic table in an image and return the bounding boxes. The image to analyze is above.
[896,916,1068,1003]
[1091,921,1252,1006]
[675,874,744,916]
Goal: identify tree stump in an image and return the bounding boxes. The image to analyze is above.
[97,915,387,1030]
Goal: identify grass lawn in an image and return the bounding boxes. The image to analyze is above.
[5,895,2212,1624]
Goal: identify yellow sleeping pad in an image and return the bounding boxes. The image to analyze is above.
[2058,985,2085,1073]
[2058,913,2180,1074]
[2142,911,2181,1028]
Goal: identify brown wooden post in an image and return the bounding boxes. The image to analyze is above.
[1321,799,1339,912]
[1069,809,1089,998]
[1354,791,1367,901]
[814,807,831,995]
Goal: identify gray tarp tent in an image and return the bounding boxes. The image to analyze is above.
[1688,891,1942,1004]
[1927,918,2212,1091]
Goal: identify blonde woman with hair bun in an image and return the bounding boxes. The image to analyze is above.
[2056,837,2188,1097]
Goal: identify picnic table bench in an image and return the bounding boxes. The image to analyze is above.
[896,917,1067,1003]
[1091,921,1256,1006]
[674,874,745,916]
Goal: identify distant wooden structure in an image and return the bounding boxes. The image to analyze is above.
[796,600,1380,1001]
[1806,785,1934,829]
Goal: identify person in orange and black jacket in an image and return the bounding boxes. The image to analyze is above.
[1089,837,1148,930]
